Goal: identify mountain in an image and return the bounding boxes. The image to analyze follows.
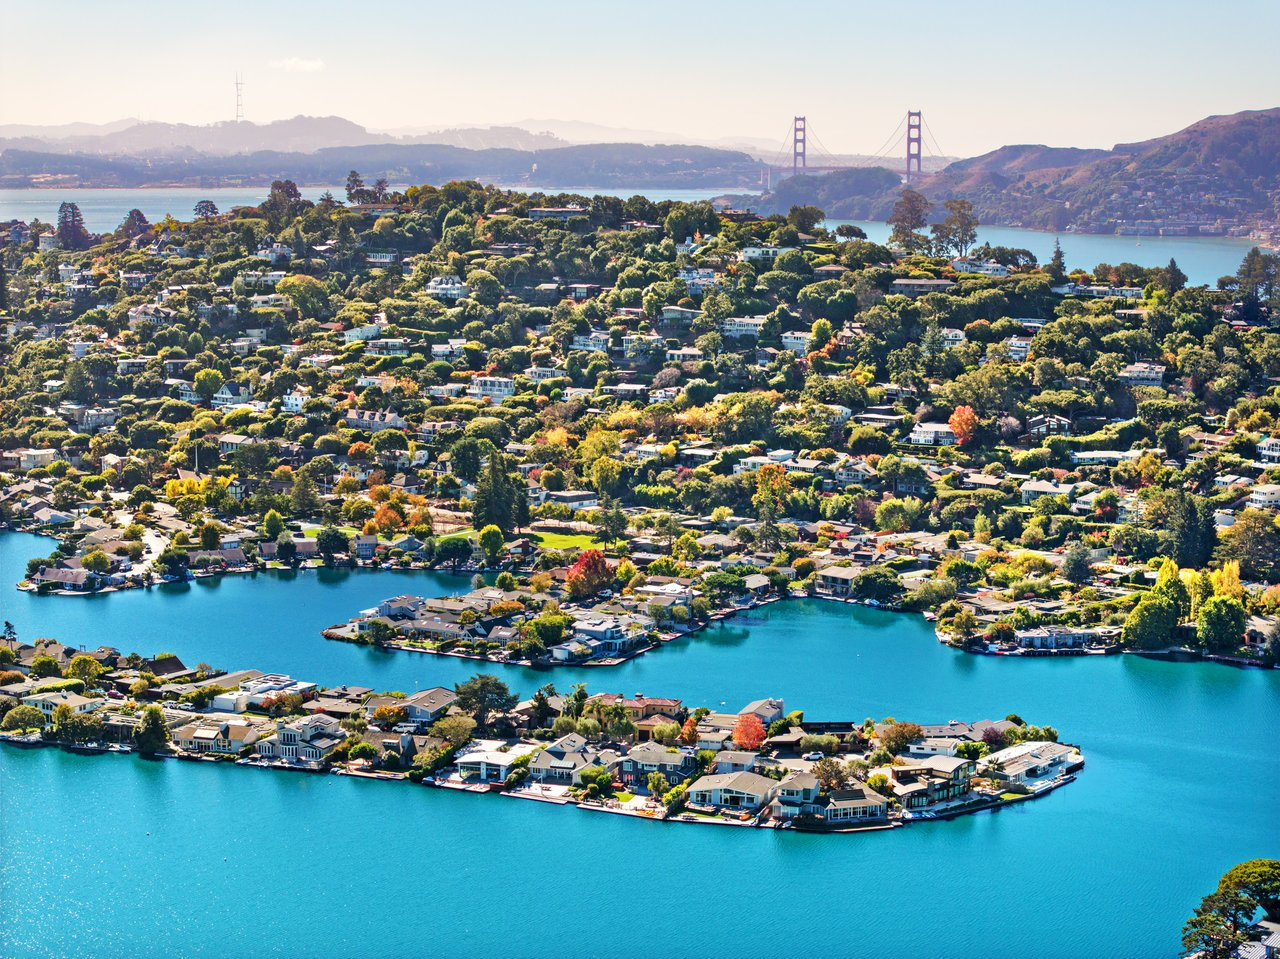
[0,141,763,190]
[766,108,1280,233]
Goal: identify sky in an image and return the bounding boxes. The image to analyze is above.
[2,0,1278,158]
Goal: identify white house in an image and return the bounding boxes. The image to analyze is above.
[425,275,469,300]
[738,245,792,264]
[22,690,103,719]
[720,316,767,339]
[909,422,958,446]
[1119,362,1166,387]
[1249,484,1280,509]
[780,330,812,353]
[467,376,517,402]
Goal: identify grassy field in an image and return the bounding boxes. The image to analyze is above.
[531,531,600,551]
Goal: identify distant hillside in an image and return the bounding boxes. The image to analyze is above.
[754,167,903,217]
[758,108,1280,233]
[0,140,763,190]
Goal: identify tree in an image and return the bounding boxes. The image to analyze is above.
[1197,595,1246,652]
[878,721,923,755]
[263,509,285,539]
[1122,592,1179,649]
[315,526,348,562]
[886,188,931,253]
[349,742,378,762]
[118,208,150,238]
[454,674,517,733]
[289,471,320,516]
[1046,240,1067,284]
[566,549,612,599]
[66,654,103,686]
[931,198,979,256]
[1,705,45,731]
[277,274,329,319]
[948,405,979,446]
[29,655,61,678]
[372,705,408,727]
[752,463,790,551]
[786,205,825,233]
[134,704,170,754]
[193,368,225,404]
[436,536,472,570]
[472,454,525,534]
[478,525,505,565]
[578,764,615,797]
[810,756,849,791]
[1216,509,1280,578]
[345,170,366,203]
[1182,889,1257,958]
[56,201,89,250]
[81,550,111,574]
[594,505,628,547]
[732,713,766,749]
[646,770,669,796]
[193,200,220,220]
[1062,541,1093,585]
[1161,257,1188,293]
[429,714,477,747]
[1219,859,1280,920]
[274,532,297,564]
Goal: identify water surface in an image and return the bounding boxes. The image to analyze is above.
[1,530,1277,959]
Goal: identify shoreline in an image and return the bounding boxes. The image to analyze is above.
[0,732,1083,836]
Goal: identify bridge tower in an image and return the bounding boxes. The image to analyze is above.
[792,116,807,177]
[905,110,922,181]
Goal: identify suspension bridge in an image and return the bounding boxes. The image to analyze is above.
[760,111,948,187]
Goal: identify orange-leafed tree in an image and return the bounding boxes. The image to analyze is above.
[566,549,612,599]
[679,715,700,745]
[948,405,979,446]
[732,713,766,749]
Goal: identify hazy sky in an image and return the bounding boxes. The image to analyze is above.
[2,0,1278,157]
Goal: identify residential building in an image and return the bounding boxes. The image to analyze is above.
[687,771,780,810]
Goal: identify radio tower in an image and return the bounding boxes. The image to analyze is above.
[235,74,244,124]
[792,116,807,177]
[905,110,922,181]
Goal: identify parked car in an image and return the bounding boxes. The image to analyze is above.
[802,751,824,761]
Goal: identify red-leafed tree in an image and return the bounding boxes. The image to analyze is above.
[948,405,979,446]
[732,713,766,749]
[566,549,611,599]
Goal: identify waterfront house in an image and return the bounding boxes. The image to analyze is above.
[528,734,619,786]
[254,715,344,762]
[817,786,890,824]
[173,719,262,755]
[454,746,526,782]
[980,741,1075,785]
[815,565,859,596]
[363,687,457,726]
[887,755,975,808]
[618,741,694,788]
[687,771,780,810]
[22,690,103,719]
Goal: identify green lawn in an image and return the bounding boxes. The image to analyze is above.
[612,791,635,803]
[532,532,600,551]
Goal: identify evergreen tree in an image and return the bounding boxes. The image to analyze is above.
[56,202,89,250]
[1047,239,1067,284]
